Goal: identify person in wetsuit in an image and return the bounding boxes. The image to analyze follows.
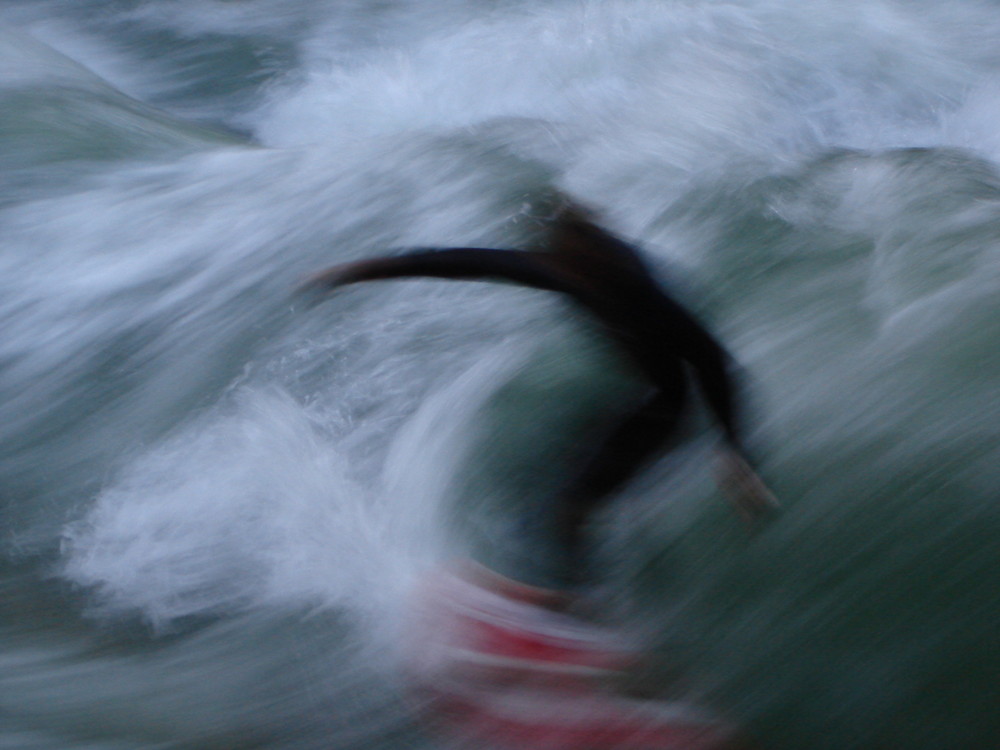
[303,205,777,589]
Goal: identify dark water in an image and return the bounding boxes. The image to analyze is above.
[1,1,998,748]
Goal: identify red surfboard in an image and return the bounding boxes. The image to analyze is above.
[403,563,749,749]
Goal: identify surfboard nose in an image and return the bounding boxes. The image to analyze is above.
[402,564,752,750]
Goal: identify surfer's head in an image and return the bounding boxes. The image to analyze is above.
[548,201,606,257]
[546,200,647,280]
[553,200,600,228]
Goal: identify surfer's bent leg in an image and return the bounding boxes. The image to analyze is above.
[554,380,688,587]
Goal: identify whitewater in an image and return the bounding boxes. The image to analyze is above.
[1,1,998,748]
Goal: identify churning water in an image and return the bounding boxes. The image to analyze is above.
[1,1,998,748]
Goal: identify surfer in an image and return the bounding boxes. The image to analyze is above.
[302,204,777,590]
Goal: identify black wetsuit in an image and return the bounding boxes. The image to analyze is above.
[317,219,745,584]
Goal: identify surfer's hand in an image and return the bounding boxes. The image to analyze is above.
[298,262,357,294]
[714,448,780,525]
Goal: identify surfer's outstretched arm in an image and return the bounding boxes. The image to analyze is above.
[652,305,779,524]
[683,328,743,450]
[714,448,779,523]
[684,335,779,523]
[303,248,569,294]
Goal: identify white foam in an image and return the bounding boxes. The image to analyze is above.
[62,388,389,627]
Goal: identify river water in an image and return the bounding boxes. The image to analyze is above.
[1,1,998,748]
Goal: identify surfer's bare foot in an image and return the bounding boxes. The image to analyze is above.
[715,449,780,525]
[459,560,578,611]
